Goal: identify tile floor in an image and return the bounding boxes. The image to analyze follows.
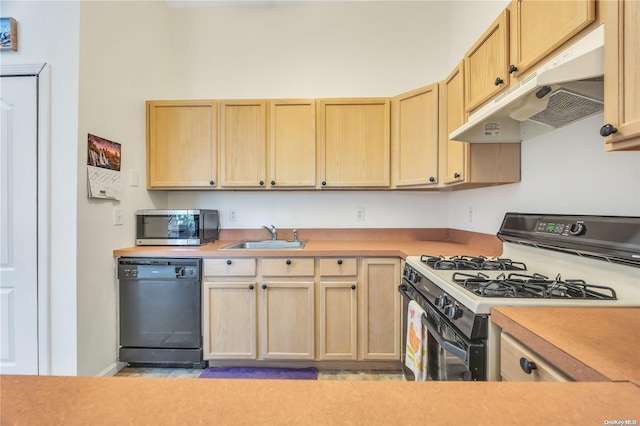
[115,367,405,381]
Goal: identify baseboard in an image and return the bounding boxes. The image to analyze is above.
[97,361,127,377]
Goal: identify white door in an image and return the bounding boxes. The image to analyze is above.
[0,75,39,375]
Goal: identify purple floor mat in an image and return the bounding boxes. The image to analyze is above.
[199,367,317,380]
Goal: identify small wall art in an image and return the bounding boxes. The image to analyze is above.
[0,18,17,51]
[87,134,122,200]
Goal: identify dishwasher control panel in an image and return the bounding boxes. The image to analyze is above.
[118,258,201,280]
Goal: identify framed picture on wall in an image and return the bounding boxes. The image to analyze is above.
[0,17,18,51]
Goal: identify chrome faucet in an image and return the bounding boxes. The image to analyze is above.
[292,229,298,242]
[263,225,277,240]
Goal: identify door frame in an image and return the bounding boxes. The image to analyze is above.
[1,63,51,374]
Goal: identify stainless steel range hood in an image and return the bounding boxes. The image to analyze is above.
[450,24,604,143]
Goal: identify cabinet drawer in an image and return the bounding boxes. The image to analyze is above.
[262,258,314,277]
[204,258,257,276]
[319,258,358,276]
[500,333,569,382]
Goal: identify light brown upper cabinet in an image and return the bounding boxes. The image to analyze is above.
[440,62,467,185]
[269,100,317,187]
[602,0,640,151]
[439,62,521,188]
[219,100,267,188]
[509,0,595,80]
[391,84,439,188]
[464,10,509,113]
[146,100,218,189]
[317,98,391,188]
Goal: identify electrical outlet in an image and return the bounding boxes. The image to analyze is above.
[468,207,474,223]
[356,207,365,221]
[230,209,238,222]
[113,208,124,226]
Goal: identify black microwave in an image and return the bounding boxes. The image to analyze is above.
[135,209,219,246]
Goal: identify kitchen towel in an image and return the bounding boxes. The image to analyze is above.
[405,300,428,381]
[199,367,318,380]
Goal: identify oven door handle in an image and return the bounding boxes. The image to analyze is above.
[421,314,468,362]
[397,284,412,300]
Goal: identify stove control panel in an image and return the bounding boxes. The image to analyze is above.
[444,303,462,320]
[535,220,586,236]
[403,263,488,339]
[403,265,422,284]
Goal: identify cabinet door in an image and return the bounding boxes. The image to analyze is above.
[259,281,315,359]
[317,99,390,187]
[603,0,640,151]
[147,100,217,189]
[392,84,439,187]
[269,100,317,187]
[500,333,570,382]
[318,281,358,360]
[219,100,267,187]
[510,0,595,78]
[440,62,467,184]
[440,63,521,187]
[203,281,257,360]
[358,258,401,360]
[464,10,509,112]
[204,258,257,276]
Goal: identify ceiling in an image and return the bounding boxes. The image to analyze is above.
[166,0,419,7]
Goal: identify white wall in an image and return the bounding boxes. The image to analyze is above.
[1,0,81,375]
[168,1,452,98]
[4,0,638,377]
[445,0,509,71]
[76,1,172,375]
[170,191,450,229]
[447,113,640,233]
[166,1,456,228]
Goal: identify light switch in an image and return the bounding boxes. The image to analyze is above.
[113,208,124,226]
[130,170,139,187]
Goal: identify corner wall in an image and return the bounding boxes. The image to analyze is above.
[1,0,81,375]
[76,1,172,376]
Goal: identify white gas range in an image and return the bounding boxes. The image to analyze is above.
[399,213,640,381]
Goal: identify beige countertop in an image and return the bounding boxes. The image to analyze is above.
[2,375,639,425]
[113,228,504,258]
[492,307,640,385]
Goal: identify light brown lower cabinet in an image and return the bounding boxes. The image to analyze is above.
[500,333,569,382]
[318,258,359,360]
[359,258,401,360]
[203,258,258,360]
[204,281,257,360]
[203,257,401,363]
[261,256,316,360]
[259,280,315,360]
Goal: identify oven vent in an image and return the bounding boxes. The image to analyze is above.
[508,240,640,268]
[528,89,603,128]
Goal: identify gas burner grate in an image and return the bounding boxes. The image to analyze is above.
[420,255,527,271]
[451,272,617,300]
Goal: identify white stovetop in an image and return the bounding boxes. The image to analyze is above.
[406,244,640,315]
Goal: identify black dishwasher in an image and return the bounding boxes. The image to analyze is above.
[118,258,205,368]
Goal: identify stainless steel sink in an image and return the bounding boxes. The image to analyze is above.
[220,240,308,249]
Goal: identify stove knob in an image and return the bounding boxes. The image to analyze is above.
[569,222,586,236]
[444,303,461,320]
[435,295,448,309]
[412,273,421,284]
[403,268,411,278]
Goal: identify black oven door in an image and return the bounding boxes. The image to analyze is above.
[398,283,416,380]
[421,310,486,381]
